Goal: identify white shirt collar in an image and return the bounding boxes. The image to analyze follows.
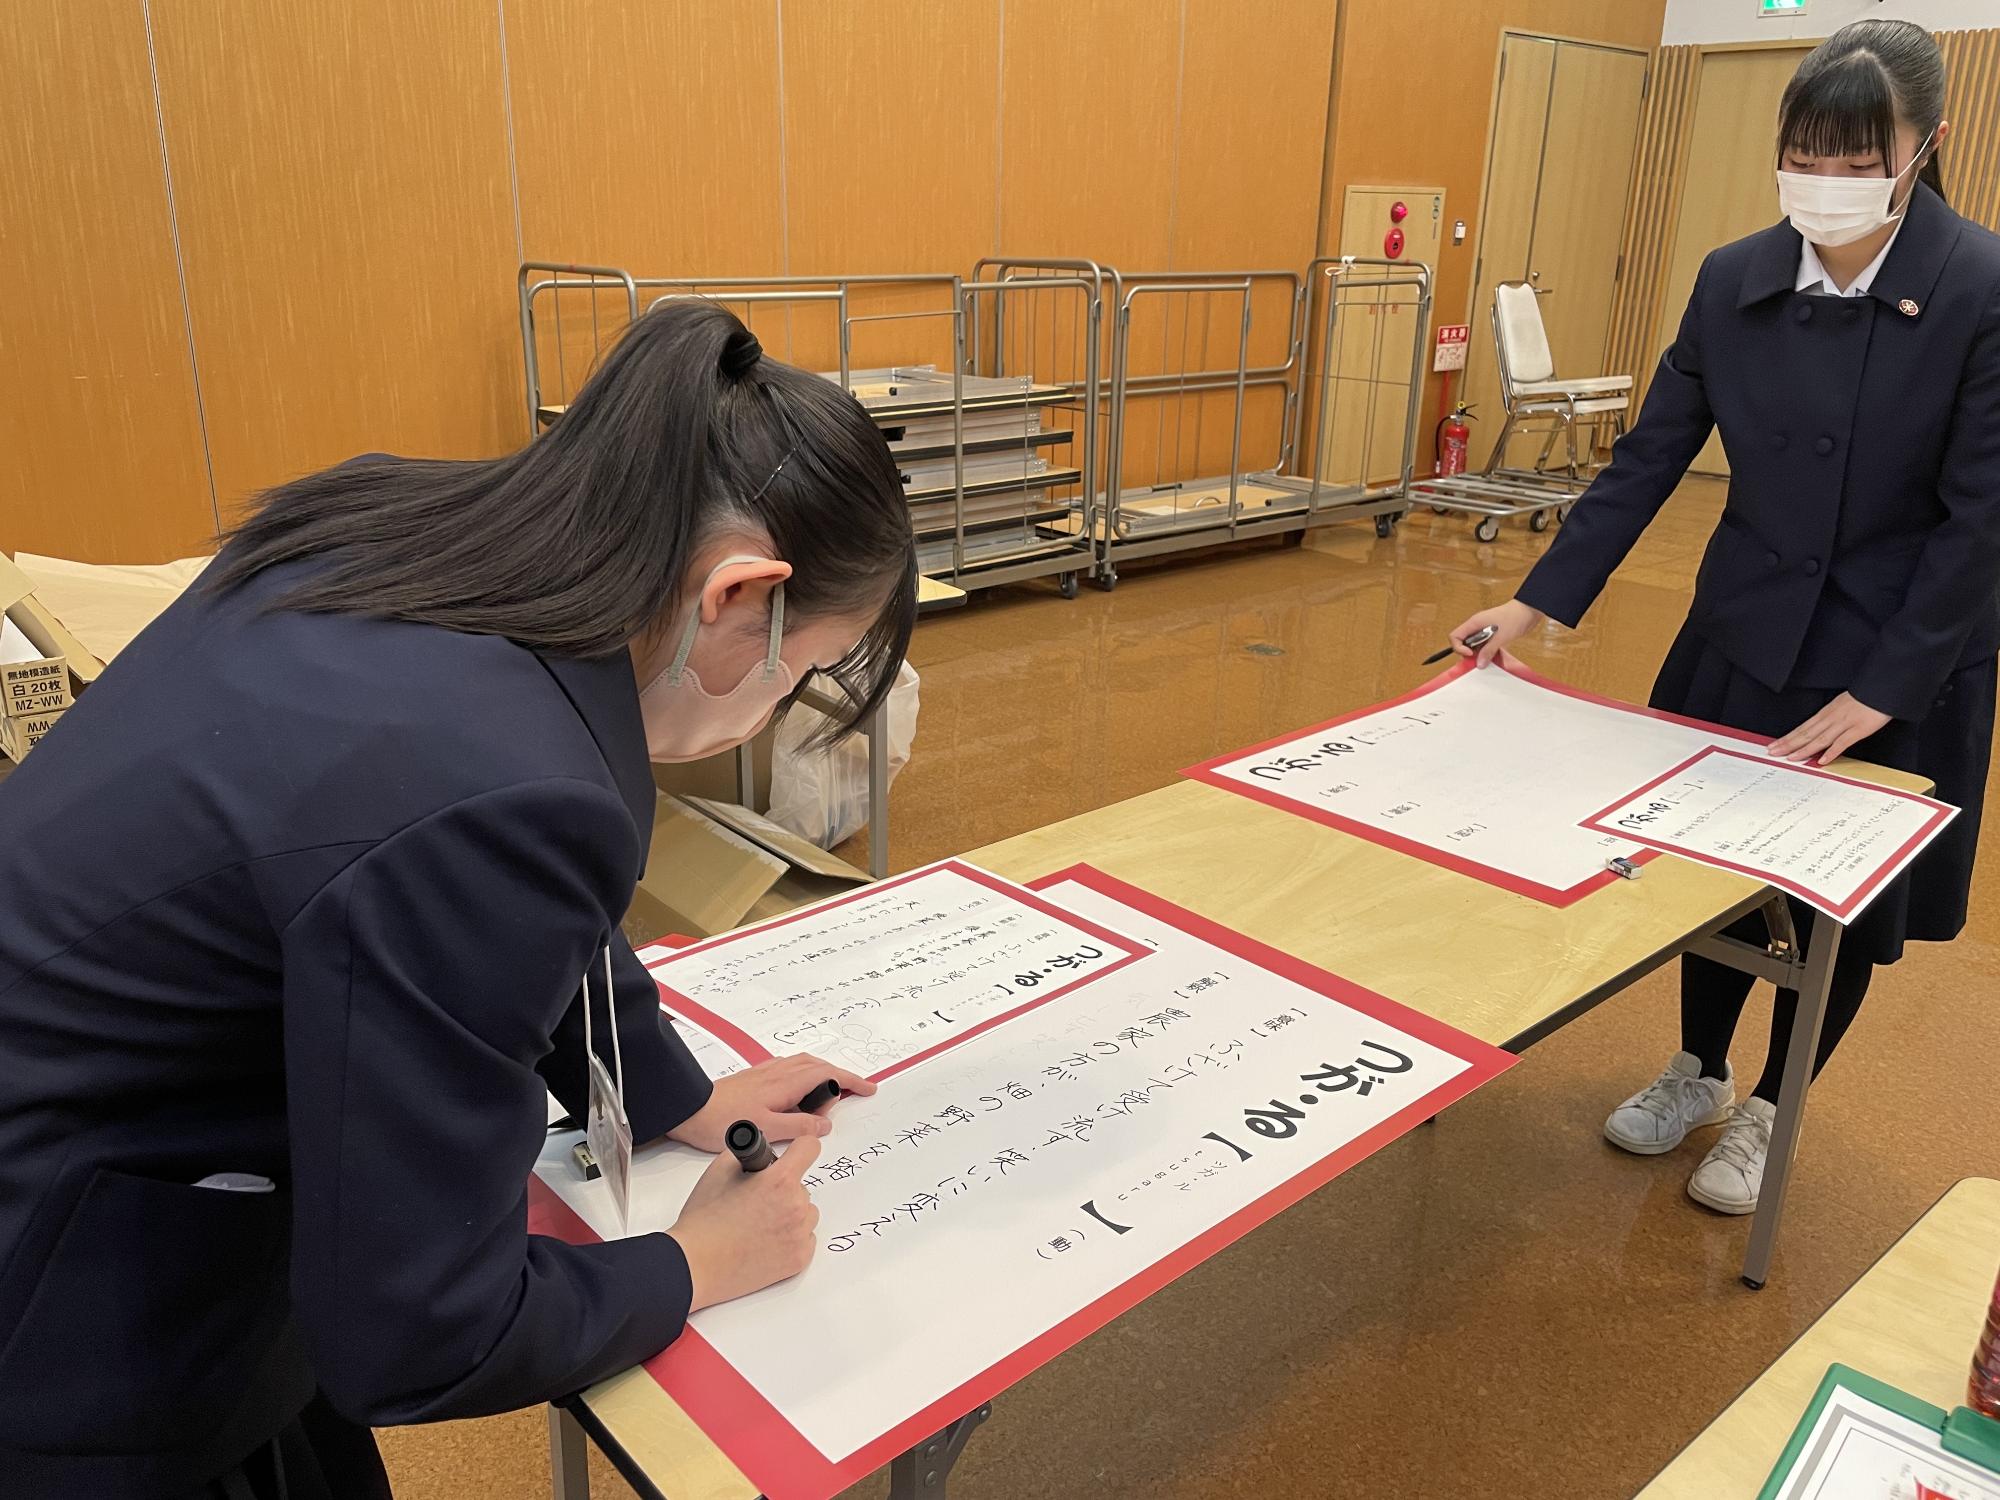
[1796,219,1903,297]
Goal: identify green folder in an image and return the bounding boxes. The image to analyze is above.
[1758,1364,2000,1500]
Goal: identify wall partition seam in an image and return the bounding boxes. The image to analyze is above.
[140,0,221,537]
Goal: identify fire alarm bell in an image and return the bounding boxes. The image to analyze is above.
[1390,200,1409,223]
[1384,226,1405,259]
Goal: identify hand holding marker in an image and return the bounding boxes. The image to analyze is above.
[729,1078,841,1174]
[1424,624,1494,666]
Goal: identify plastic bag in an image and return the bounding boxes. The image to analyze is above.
[765,663,921,850]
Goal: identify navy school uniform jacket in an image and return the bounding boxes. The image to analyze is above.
[0,554,713,1497]
[1519,182,2000,721]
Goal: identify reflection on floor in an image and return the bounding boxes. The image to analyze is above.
[381,476,2000,1500]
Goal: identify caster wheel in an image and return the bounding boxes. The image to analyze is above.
[1474,517,1501,543]
[1529,508,1551,533]
[1431,504,1449,515]
[1558,503,1573,523]
[1093,571,1118,593]
[1058,572,1079,600]
[1374,514,1396,539]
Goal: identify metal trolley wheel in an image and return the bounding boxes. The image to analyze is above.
[1058,572,1079,600]
[1474,516,1501,543]
[1529,508,1552,533]
[1374,514,1397,539]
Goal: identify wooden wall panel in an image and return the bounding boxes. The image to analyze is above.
[1001,0,1183,491]
[998,0,1180,269]
[1940,29,2000,232]
[1323,0,1669,441]
[505,0,786,406]
[149,0,519,514]
[1656,45,1810,475]
[1174,0,1339,479]
[0,0,213,563]
[1604,44,1698,415]
[782,0,1000,373]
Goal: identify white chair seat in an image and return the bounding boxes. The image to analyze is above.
[1516,394,1630,417]
[1512,375,1634,396]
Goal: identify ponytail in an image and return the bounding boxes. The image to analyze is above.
[210,301,915,740]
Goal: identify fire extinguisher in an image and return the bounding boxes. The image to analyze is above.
[1436,402,1475,478]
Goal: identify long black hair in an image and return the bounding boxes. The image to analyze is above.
[1779,19,1947,202]
[208,301,917,739]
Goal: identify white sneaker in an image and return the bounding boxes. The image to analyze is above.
[1688,1099,1776,1215]
[1603,1051,1735,1155]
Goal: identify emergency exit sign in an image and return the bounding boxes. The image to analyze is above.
[1761,0,1808,14]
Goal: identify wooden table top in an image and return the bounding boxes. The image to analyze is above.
[966,756,1929,1049]
[572,748,1931,1492]
[1638,1176,2000,1497]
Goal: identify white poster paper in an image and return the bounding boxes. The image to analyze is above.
[537,873,1508,1474]
[1188,659,1757,903]
[644,860,1148,1079]
[1584,747,1957,921]
[1769,1385,2000,1500]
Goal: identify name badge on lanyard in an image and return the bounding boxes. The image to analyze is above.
[581,945,633,1232]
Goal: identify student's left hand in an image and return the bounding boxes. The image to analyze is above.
[668,1053,877,1152]
[1768,692,1891,767]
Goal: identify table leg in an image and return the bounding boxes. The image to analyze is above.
[867,694,890,880]
[1740,914,1842,1290]
[887,1404,991,1499]
[549,1404,591,1500]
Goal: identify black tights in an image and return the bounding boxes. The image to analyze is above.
[1679,943,1875,1104]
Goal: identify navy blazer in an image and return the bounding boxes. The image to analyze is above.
[1520,183,2000,722]
[0,554,712,1497]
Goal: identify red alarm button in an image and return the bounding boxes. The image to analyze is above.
[1384,226,1405,258]
[1390,200,1409,223]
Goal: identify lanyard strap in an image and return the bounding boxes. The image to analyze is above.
[579,944,623,1100]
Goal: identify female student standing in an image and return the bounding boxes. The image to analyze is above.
[1451,21,2000,1216]
[0,302,914,1499]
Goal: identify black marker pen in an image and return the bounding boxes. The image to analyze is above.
[726,1119,774,1173]
[794,1077,841,1114]
[1423,624,1495,666]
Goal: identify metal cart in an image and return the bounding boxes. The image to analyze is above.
[970,256,1430,588]
[517,262,1097,599]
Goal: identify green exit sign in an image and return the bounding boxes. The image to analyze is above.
[1761,0,1808,13]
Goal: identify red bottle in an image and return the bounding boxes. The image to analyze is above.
[1973,1261,2000,1419]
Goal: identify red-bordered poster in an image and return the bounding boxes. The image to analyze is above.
[1184,655,1767,906]
[530,864,1512,1500]
[644,859,1151,1083]
[1581,745,1957,921]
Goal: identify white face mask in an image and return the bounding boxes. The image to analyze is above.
[1776,129,1934,248]
[639,554,797,763]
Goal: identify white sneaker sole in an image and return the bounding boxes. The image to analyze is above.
[1687,1176,1758,1215]
[1602,1098,1735,1156]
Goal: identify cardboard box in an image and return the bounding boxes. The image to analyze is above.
[0,707,64,763]
[1,654,72,719]
[623,793,869,945]
[0,553,106,691]
[8,551,208,666]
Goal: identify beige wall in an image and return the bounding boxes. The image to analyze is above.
[1319,0,1670,435]
[2,0,1343,562]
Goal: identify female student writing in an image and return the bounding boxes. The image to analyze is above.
[0,303,915,1499]
[1451,21,2000,1216]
